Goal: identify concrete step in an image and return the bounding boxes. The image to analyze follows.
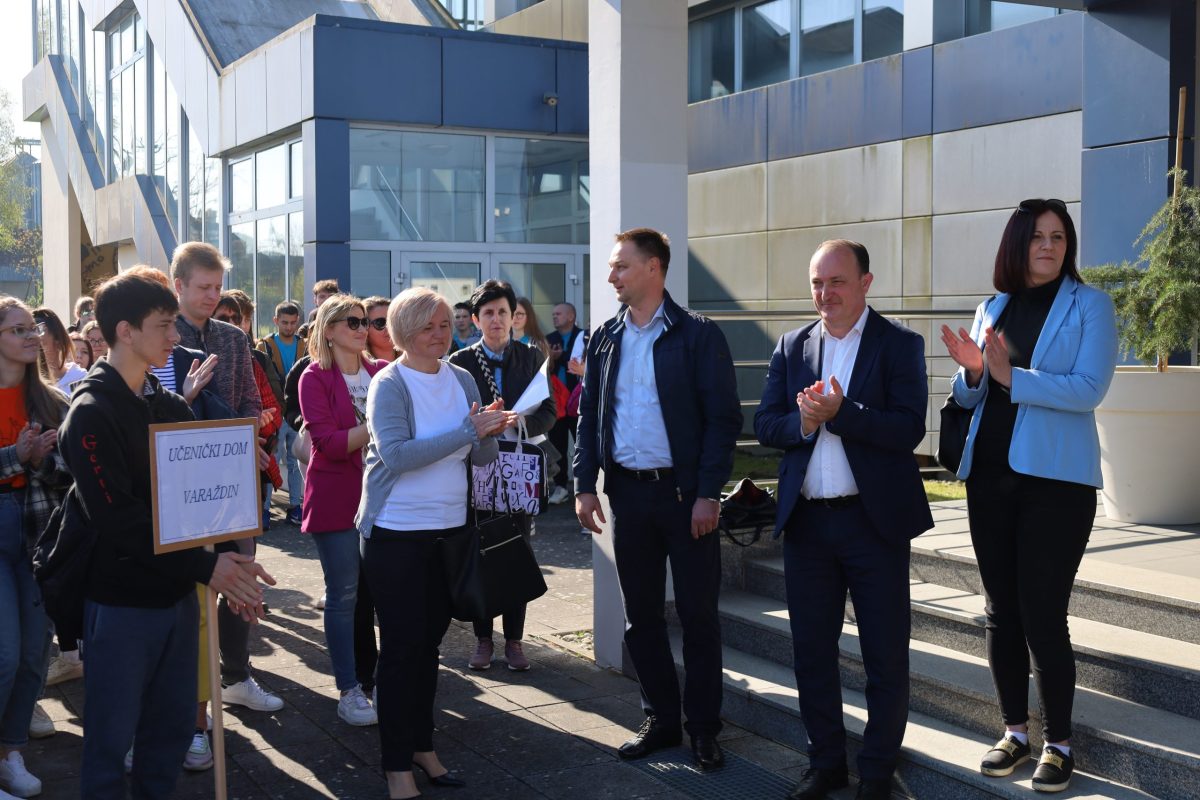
[668,632,1154,800]
[742,544,1200,646]
[712,589,1200,800]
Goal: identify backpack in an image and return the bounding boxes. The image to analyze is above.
[31,486,96,638]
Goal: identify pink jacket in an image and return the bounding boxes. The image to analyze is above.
[298,356,387,533]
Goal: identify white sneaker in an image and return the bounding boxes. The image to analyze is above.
[337,685,378,727]
[222,677,284,712]
[316,593,326,610]
[548,485,570,504]
[182,731,214,771]
[27,703,55,739]
[44,651,83,686]
[0,751,42,798]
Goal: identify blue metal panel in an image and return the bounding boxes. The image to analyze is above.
[555,48,588,135]
[1083,3,1195,148]
[302,118,350,244]
[306,241,351,289]
[311,25,442,125]
[902,47,933,139]
[688,89,767,174]
[932,12,1082,134]
[442,38,556,133]
[766,54,903,161]
[1080,139,1168,267]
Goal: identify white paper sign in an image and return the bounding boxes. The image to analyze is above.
[150,419,262,553]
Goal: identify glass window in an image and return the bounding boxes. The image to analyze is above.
[350,251,392,301]
[349,129,485,243]
[256,143,288,210]
[229,222,255,298]
[108,65,121,177]
[133,56,146,175]
[497,262,567,331]
[966,2,1058,36]
[743,0,792,92]
[288,212,304,302]
[801,0,855,76]
[409,262,480,305]
[86,28,106,176]
[863,1,904,62]
[688,8,734,102]
[230,158,253,214]
[290,142,304,199]
[256,216,287,338]
[494,138,589,245]
[187,124,204,242]
[204,158,222,248]
[152,60,179,230]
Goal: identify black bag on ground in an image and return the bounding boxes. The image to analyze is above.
[31,486,95,638]
[718,478,778,547]
[936,394,972,474]
[442,469,548,622]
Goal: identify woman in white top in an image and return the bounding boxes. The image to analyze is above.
[355,288,515,800]
[32,308,86,394]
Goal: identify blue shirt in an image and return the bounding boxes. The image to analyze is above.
[481,341,505,395]
[612,303,672,469]
[274,334,298,375]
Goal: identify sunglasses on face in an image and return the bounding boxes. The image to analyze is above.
[367,318,388,331]
[215,314,241,325]
[338,316,370,331]
[1018,198,1068,215]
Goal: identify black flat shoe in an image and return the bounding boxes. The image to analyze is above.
[787,766,850,800]
[855,778,893,799]
[617,716,683,760]
[690,734,725,770]
[413,762,466,788]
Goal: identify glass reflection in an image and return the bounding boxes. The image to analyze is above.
[743,0,792,91]
[688,8,734,102]
[494,138,589,245]
[801,0,854,76]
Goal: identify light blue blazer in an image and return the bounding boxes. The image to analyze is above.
[952,275,1118,487]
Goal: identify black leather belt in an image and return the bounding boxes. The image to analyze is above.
[612,463,675,482]
[805,494,860,509]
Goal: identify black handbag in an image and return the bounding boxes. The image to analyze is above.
[936,394,972,474]
[441,468,548,622]
[717,478,778,547]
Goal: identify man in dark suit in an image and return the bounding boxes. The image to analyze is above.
[575,228,742,770]
[755,239,933,800]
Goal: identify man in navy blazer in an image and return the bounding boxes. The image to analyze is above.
[755,240,933,800]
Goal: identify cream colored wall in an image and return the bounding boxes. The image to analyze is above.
[688,111,1084,456]
[485,0,587,42]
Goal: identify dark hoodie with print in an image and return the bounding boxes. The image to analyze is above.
[59,361,218,608]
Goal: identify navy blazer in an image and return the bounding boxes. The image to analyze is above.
[573,292,743,500]
[754,308,933,545]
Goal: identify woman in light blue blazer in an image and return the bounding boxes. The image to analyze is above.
[941,199,1117,794]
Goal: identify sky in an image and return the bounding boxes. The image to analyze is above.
[0,2,41,142]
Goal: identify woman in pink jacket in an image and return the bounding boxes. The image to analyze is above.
[298,294,386,728]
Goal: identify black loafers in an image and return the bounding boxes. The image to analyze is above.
[787,766,850,800]
[617,716,683,759]
[855,778,893,799]
[690,734,725,770]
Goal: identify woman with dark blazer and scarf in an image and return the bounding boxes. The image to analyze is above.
[449,280,557,673]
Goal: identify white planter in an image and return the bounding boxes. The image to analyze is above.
[1095,366,1200,525]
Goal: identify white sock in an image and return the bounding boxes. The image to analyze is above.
[1006,730,1029,745]
[1047,744,1071,757]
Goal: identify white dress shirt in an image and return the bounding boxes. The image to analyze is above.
[611,302,673,469]
[801,306,870,500]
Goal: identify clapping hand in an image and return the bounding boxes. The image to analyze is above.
[983,327,1012,388]
[468,400,518,438]
[797,376,845,436]
[16,422,57,468]
[940,325,984,385]
[209,553,277,623]
[181,354,219,404]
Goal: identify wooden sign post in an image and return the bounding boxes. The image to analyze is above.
[149,418,263,800]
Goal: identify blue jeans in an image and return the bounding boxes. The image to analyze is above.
[275,422,304,508]
[0,490,49,749]
[313,529,362,691]
[81,593,199,800]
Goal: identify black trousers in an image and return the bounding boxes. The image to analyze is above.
[965,467,1096,742]
[608,469,722,737]
[472,516,531,642]
[548,416,573,489]
[363,526,456,772]
[354,561,379,692]
[783,499,911,782]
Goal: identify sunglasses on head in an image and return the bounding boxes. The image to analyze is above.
[338,316,370,331]
[1018,198,1068,214]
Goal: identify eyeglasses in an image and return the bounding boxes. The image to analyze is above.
[338,316,370,331]
[215,313,242,325]
[86,335,106,345]
[1018,198,1068,214]
[367,317,388,331]
[0,324,43,339]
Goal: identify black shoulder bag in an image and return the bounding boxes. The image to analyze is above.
[717,478,778,547]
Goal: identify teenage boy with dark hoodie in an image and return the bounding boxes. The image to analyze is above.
[59,271,275,800]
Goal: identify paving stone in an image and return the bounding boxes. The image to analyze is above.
[524,760,677,799]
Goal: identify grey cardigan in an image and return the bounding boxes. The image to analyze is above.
[355,360,500,537]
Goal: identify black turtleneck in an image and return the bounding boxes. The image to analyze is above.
[971,273,1064,472]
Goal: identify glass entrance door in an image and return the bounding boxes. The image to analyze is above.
[398,253,483,306]
[492,253,584,335]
